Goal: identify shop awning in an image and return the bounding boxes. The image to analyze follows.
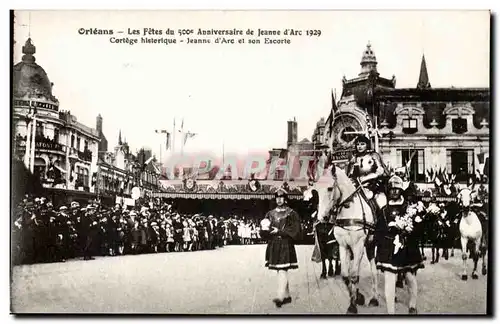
[153,179,308,200]
[152,192,303,200]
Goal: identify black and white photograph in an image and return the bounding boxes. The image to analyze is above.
[9,8,491,315]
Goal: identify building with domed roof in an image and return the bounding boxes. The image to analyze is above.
[320,42,489,187]
[13,37,100,192]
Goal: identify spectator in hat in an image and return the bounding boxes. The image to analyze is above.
[206,215,216,250]
[173,215,183,252]
[165,223,175,252]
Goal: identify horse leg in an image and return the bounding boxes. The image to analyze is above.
[481,236,487,275]
[338,244,354,311]
[365,241,379,307]
[431,245,436,264]
[442,236,449,260]
[334,243,341,276]
[460,236,468,280]
[335,258,341,276]
[449,230,455,257]
[435,240,440,263]
[420,243,426,261]
[396,272,404,288]
[350,233,367,309]
[472,237,481,279]
[321,258,327,279]
[327,258,334,277]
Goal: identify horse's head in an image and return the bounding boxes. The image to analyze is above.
[457,185,477,208]
[316,165,356,222]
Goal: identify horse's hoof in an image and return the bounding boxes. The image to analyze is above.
[368,298,379,307]
[356,291,365,306]
[461,275,468,281]
[431,260,436,264]
[396,280,404,289]
[472,273,479,280]
[320,273,327,279]
[272,298,283,308]
[347,304,358,314]
[482,268,487,276]
[409,307,418,314]
[328,271,334,277]
[423,256,427,261]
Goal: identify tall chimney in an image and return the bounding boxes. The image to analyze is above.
[96,114,103,133]
[287,120,293,147]
[287,119,298,148]
[292,119,298,143]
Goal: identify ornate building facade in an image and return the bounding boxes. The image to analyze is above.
[321,43,490,185]
[12,37,161,206]
[13,38,100,191]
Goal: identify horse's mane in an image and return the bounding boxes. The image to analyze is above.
[333,166,356,199]
[315,165,356,201]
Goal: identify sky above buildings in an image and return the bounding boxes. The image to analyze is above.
[13,10,490,164]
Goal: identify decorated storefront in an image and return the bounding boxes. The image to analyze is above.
[153,179,312,219]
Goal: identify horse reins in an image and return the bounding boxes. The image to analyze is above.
[328,177,373,234]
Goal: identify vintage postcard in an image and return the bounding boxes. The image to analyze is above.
[10,9,490,315]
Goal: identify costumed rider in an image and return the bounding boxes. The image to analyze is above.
[375,175,424,315]
[260,188,301,308]
[346,134,389,222]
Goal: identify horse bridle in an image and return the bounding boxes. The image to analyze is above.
[327,174,373,234]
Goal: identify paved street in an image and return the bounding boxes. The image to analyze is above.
[11,245,488,314]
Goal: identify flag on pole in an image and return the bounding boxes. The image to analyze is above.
[166,133,171,150]
[183,132,197,145]
[179,118,184,133]
[172,118,176,153]
[331,89,338,113]
[405,150,417,168]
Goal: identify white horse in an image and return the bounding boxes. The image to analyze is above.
[456,186,487,280]
[316,165,381,314]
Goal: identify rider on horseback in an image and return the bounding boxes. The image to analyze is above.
[346,135,389,220]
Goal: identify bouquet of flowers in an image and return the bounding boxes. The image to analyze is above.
[426,202,441,216]
[388,204,421,255]
[260,218,271,232]
[389,204,417,234]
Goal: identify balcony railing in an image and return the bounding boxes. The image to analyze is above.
[68,147,93,163]
[78,149,93,162]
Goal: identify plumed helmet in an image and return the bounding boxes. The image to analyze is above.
[274,188,288,199]
[388,175,404,190]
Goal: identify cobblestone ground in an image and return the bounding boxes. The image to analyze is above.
[11,245,488,314]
